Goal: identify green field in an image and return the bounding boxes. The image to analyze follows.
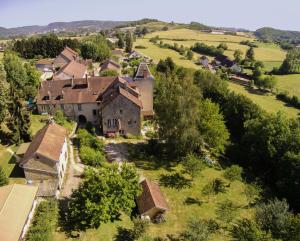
[227,82,300,118]
[135,29,286,67]
[275,74,300,97]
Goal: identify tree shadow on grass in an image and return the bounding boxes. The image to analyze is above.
[159,172,192,190]
[127,142,178,172]
[114,226,134,241]
[184,197,202,206]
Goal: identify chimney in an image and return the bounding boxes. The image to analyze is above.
[143,69,149,79]
[85,74,89,88]
[47,91,51,101]
[71,75,75,88]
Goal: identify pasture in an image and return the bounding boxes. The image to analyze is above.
[275,74,300,98]
[227,82,300,118]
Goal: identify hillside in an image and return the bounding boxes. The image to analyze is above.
[255,27,300,44]
[0,20,131,38]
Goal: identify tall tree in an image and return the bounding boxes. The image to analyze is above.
[279,48,300,74]
[125,32,133,53]
[0,63,9,124]
[234,49,243,63]
[245,47,255,62]
[117,32,125,49]
[68,164,141,230]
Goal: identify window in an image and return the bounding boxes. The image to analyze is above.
[108,119,111,127]
[120,109,123,114]
[128,120,132,126]
[93,109,97,116]
[78,104,82,111]
[61,104,64,110]
[113,119,118,127]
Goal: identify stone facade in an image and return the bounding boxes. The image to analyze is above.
[134,78,154,117]
[38,102,100,125]
[102,94,141,136]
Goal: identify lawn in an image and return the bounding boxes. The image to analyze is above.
[227,82,300,118]
[134,38,201,69]
[275,74,300,98]
[0,145,25,184]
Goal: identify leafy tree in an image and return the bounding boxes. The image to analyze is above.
[117,32,125,48]
[186,50,194,60]
[197,99,229,155]
[4,51,28,98]
[0,63,9,124]
[234,49,243,64]
[79,146,105,167]
[68,164,141,230]
[0,167,8,187]
[252,66,263,81]
[125,32,133,53]
[279,48,300,74]
[54,109,67,126]
[156,57,176,75]
[100,69,119,77]
[23,63,41,99]
[81,35,111,61]
[255,199,290,239]
[218,43,228,50]
[231,219,276,241]
[223,165,243,181]
[286,214,300,241]
[245,47,255,62]
[154,73,202,156]
[183,153,204,179]
[192,42,224,57]
[180,218,211,241]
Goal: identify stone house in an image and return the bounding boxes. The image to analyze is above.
[53,46,79,69]
[0,184,38,241]
[133,63,154,118]
[19,123,68,196]
[136,179,169,220]
[37,76,143,136]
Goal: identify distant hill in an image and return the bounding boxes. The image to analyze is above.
[255,27,300,44]
[0,20,132,38]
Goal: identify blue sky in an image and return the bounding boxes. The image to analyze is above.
[1,0,299,31]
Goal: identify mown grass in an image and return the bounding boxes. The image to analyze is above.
[227,82,300,118]
[0,145,25,184]
[275,74,300,98]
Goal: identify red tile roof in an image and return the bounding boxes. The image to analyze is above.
[60,47,78,61]
[20,123,67,164]
[100,60,121,72]
[136,179,169,215]
[53,60,87,80]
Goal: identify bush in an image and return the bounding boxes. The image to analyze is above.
[135,45,147,49]
[100,69,118,77]
[26,200,58,241]
[183,153,204,178]
[79,145,105,167]
[276,91,300,109]
[191,42,224,57]
[54,109,67,126]
[223,165,243,181]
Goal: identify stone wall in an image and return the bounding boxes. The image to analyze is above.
[102,95,141,136]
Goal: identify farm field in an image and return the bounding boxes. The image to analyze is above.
[275,74,300,98]
[135,29,286,69]
[227,82,300,118]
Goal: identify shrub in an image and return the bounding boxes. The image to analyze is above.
[135,45,147,49]
[216,200,237,223]
[79,145,105,167]
[100,69,118,77]
[26,200,58,241]
[183,153,204,178]
[54,109,67,125]
[223,165,243,181]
